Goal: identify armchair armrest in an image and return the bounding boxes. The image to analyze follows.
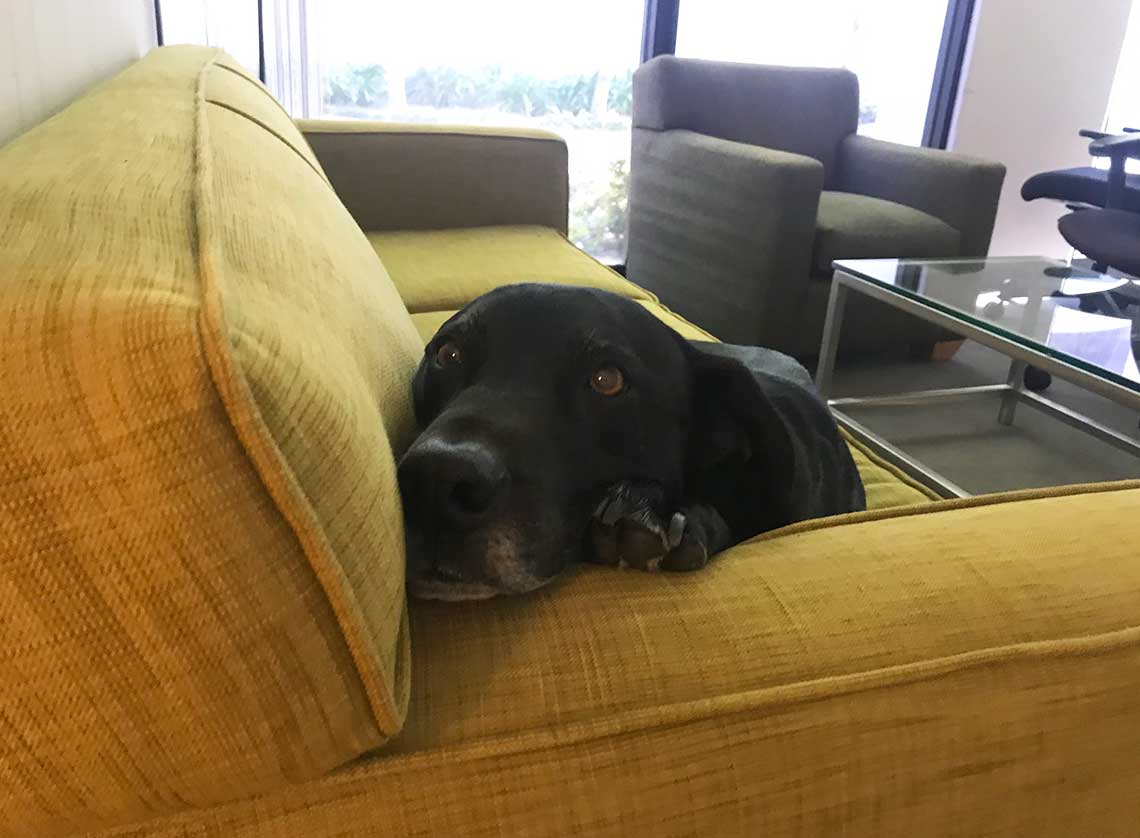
[626,128,824,345]
[297,120,568,233]
[838,134,1006,257]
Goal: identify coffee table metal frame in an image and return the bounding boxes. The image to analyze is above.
[815,264,1140,499]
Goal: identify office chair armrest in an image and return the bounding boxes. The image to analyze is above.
[1077,128,1138,142]
[1088,133,1140,160]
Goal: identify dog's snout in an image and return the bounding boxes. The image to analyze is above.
[399,439,509,530]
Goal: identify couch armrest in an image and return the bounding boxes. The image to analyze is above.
[626,128,824,345]
[374,482,1140,836]
[297,120,569,233]
[838,134,1006,257]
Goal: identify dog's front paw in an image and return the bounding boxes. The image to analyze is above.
[589,483,723,573]
[589,481,672,571]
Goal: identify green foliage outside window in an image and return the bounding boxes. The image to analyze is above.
[569,159,629,257]
[607,70,633,117]
[326,64,389,108]
[323,64,633,118]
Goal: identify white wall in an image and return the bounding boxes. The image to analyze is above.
[953,0,1130,257]
[950,0,1133,257]
[0,0,157,146]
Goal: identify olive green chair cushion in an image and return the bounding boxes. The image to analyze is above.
[813,191,961,275]
[368,225,653,313]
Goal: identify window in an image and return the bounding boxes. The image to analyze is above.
[161,0,972,257]
[165,0,642,263]
[675,0,951,147]
[309,1,642,263]
[161,0,260,80]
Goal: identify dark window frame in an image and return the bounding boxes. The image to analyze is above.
[641,0,680,63]
[257,0,267,83]
[922,0,977,148]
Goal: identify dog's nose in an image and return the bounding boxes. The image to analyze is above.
[398,439,509,530]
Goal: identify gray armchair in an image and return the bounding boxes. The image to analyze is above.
[626,56,1007,356]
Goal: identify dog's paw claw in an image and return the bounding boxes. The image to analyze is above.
[666,512,686,548]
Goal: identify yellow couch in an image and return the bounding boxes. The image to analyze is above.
[2,47,1139,838]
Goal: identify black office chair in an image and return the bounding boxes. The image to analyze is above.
[1022,128,1140,212]
[1021,130,1140,391]
[1055,132,1140,277]
[1059,208,1140,277]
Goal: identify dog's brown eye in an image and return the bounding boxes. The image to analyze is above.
[436,341,462,367]
[590,366,625,396]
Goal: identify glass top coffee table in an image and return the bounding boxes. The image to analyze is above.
[816,257,1140,498]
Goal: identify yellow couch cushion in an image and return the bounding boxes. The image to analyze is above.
[369,225,655,313]
[0,45,421,835]
[203,61,330,183]
[83,482,1140,837]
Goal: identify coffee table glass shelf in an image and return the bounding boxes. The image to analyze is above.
[817,257,1140,498]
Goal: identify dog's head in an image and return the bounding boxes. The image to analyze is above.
[397,284,772,600]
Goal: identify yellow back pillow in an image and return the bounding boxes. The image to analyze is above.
[0,46,420,835]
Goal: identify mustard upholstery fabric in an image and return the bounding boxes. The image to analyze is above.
[204,62,329,183]
[844,434,937,507]
[0,45,421,836]
[92,482,1140,837]
[370,225,654,313]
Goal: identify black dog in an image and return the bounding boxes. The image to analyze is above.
[398,284,864,600]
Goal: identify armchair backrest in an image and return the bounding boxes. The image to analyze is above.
[633,56,859,188]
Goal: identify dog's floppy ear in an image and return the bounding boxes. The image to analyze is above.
[683,343,797,518]
[410,355,436,428]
